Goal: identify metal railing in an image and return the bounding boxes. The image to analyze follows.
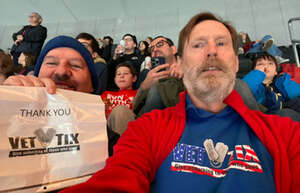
[288,17,300,67]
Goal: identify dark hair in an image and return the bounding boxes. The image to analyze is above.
[252,52,279,72]
[138,41,150,56]
[146,37,153,43]
[76,32,99,53]
[22,52,37,67]
[152,36,174,46]
[122,34,137,46]
[0,52,14,78]
[115,62,137,77]
[178,12,239,57]
[103,36,113,44]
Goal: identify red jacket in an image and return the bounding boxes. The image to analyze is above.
[61,90,300,193]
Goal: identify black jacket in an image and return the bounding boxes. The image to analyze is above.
[11,24,47,56]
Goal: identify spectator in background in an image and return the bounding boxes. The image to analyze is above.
[108,33,144,90]
[243,52,300,121]
[102,63,137,119]
[134,36,185,116]
[0,52,14,84]
[11,12,47,67]
[76,32,108,95]
[146,36,153,45]
[239,32,289,64]
[100,36,114,62]
[16,52,36,75]
[101,63,138,155]
[138,41,150,57]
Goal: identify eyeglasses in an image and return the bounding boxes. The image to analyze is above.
[149,40,170,52]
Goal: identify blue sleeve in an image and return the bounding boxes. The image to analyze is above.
[276,73,300,100]
[242,70,266,94]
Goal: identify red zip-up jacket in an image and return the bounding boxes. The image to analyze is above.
[61,90,300,193]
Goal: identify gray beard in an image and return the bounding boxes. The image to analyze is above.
[183,66,235,104]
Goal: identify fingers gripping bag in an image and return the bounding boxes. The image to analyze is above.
[0,86,107,192]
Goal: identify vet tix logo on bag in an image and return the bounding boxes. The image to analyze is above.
[8,128,80,158]
[8,107,80,158]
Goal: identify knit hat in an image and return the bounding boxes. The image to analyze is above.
[34,35,98,93]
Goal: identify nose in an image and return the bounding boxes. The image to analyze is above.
[54,60,72,77]
[207,42,217,58]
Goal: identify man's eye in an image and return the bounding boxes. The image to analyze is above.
[46,62,58,66]
[192,43,203,48]
[71,64,82,69]
[217,41,225,46]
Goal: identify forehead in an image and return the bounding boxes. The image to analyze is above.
[123,36,133,40]
[190,20,231,40]
[117,66,130,72]
[256,57,275,63]
[150,38,166,46]
[43,47,86,63]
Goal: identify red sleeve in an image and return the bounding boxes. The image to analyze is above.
[60,113,157,193]
[282,119,300,193]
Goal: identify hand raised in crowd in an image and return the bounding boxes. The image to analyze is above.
[169,62,183,79]
[17,35,24,41]
[113,44,124,60]
[140,63,170,90]
[3,75,57,94]
[14,35,24,45]
[254,64,267,74]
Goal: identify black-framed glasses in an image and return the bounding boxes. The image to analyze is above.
[150,40,170,52]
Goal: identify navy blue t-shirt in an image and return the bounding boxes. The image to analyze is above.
[150,95,276,193]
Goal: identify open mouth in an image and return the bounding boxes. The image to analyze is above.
[202,66,222,72]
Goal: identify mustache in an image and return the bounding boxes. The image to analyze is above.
[53,73,70,82]
[197,58,229,73]
[52,73,77,89]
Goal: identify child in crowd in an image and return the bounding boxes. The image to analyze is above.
[101,62,138,119]
[243,52,300,120]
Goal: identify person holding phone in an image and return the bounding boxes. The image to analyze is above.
[134,36,185,116]
[107,34,144,90]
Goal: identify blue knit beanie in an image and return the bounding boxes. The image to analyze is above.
[34,35,98,93]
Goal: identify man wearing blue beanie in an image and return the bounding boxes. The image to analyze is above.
[4,35,99,94]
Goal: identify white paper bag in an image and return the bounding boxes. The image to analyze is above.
[0,86,108,192]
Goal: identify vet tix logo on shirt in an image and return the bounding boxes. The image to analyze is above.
[171,139,262,178]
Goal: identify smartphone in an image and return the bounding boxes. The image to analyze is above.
[151,57,166,71]
[120,40,125,47]
[119,40,125,54]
